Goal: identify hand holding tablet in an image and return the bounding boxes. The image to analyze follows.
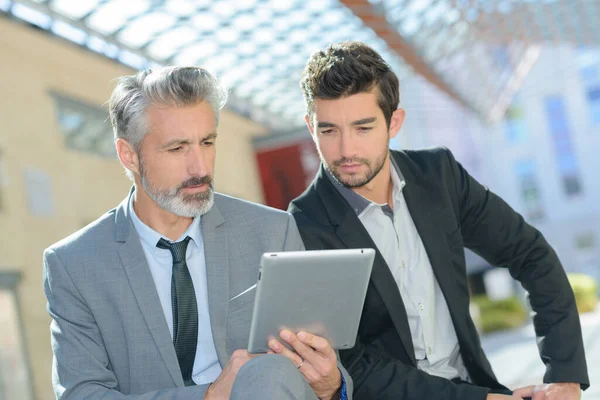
[247,248,375,354]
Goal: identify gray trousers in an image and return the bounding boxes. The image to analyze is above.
[231,355,320,400]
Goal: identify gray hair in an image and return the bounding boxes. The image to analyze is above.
[109,66,228,153]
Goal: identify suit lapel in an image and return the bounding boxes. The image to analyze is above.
[115,194,183,387]
[315,167,416,364]
[336,214,417,364]
[201,202,229,366]
[394,153,468,342]
[402,182,455,293]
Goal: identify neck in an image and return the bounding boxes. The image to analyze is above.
[352,156,394,207]
[132,185,193,241]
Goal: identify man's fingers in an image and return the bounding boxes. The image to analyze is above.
[279,330,320,364]
[268,337,323,382]
[297,331,335,357]
[268,338,303,366]
[532,392,547,400]
[512,385,536,398]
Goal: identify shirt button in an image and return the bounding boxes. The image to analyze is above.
[427,346,432,355]
[401,260,406,269]
[418,303,424,311]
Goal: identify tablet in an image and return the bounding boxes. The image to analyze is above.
[247,248,375,354]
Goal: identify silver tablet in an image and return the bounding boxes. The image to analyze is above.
[247,248,375,354]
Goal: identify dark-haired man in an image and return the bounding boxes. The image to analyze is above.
[288,41,588,400]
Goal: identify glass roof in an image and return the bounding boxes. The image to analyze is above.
[3,0,599,129]
[360,0,599,121]
[3,0,414,130]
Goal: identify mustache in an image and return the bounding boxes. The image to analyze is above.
[178,175,212,190]
[333,157,369,167]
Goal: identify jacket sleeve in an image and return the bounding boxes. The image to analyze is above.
[43,248,211,400]
[442,148,589,389]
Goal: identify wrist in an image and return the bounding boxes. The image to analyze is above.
[320,372,343,400]
[205,382,219,400]
[320,389,341,400]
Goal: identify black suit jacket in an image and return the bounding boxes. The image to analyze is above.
[289,148,589,400]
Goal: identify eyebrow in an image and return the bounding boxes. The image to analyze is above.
[317,117,377,129]
[351,117,377,126]
[160,132,217,149]
[202,132,218,141]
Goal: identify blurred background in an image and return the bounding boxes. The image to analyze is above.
[0,0,599,398]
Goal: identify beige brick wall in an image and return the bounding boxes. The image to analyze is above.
[0,17,267,399]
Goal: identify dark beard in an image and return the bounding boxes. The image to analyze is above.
[330,151,388,188]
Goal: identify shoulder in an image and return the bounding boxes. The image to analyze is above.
[288,177,329,223]
[214,193,293,226]
[45,209,118,260]
[390,146,455,175]
[44,209,116,264]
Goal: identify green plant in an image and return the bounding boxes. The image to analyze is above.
[568,273,598,313]
[471,295,528,334]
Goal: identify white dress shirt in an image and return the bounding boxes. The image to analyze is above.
[327,159,470,381]
[129,197,222,385]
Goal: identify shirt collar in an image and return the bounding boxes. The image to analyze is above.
[128,192,203,253]
[326,154,407,216]
[390,156,407,199]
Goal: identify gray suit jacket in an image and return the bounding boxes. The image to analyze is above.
[44,191,352,399]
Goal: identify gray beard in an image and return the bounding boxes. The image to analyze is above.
[139,163,214,218]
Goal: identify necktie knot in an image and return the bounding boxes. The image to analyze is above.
[157,237,191,263]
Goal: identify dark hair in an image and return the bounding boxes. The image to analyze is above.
[300,41,400,127]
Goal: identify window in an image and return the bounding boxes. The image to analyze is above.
[0,272,34,400]
[579,64,600,124]
[543,96,583,196]
[515,159,544,221]
[24,168,55,216]
[51,92,115,158]
[504,105,526,143]
[575,232,596,251]
[492,46,511,71]
[574,232,598,279]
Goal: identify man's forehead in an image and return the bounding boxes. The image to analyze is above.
[312,98,381,124]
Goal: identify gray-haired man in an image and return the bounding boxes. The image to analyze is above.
[43,67,351,400]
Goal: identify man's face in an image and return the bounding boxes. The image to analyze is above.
[137,102,217,217]
[307,89,403,188]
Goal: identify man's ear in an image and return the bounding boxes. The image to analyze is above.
[305,114,316,139]
[116,138,140,176]
[389,108,406,139]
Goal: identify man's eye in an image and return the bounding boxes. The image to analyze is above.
[168,146,183,153]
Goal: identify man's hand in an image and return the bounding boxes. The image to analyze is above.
[268,330,342,400]
[205,350,259,400]
[487,395,521,400]
[513,383,581,400]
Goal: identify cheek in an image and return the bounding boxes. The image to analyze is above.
[147,156,184,185]
[208,148,217,168]
[366,136,388,157]
[202,148,217,177]
[315,138,338,161]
